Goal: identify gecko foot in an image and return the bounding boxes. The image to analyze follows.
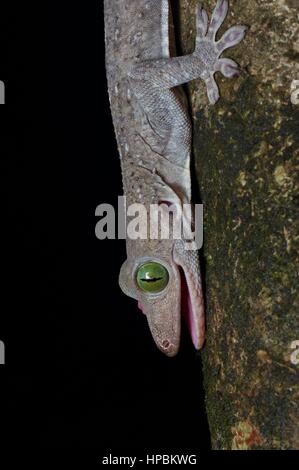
[195,0,247,104]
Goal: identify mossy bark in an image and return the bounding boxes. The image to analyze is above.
[178,0,299,449]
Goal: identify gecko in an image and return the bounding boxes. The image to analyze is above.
[104,0,246,356]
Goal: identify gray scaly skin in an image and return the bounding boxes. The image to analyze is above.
[104,0,246,356]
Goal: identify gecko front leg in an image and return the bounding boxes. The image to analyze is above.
[129,0,246,104]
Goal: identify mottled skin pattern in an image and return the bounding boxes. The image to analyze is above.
[104,0,246,356]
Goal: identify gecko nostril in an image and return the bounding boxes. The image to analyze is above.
[162,339,170,349]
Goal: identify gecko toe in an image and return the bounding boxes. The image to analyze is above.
[196,5,208,38]
[206,0,229,41]
[216,25,247,54]
[217,58,240,78]
[206,75,220,105]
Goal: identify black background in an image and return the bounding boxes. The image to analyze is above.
[0,0,210,451]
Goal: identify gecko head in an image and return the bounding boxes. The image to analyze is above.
[119,241,205,357]
[119,255,181,357]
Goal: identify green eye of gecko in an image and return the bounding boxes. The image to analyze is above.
[136,262,169,293]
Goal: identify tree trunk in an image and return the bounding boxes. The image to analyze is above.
[178,0,299,449]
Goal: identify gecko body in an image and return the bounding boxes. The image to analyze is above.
[104,0,246,356]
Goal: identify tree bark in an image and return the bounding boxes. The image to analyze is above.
[178,0,299,449]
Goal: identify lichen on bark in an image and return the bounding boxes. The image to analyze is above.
[178,0,299,449]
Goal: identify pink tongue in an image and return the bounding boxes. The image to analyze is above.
[180,268,198,348]
[138,301,145,314]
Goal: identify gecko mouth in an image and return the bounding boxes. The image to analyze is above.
[136,263,202,352]
[137,269,196,338]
